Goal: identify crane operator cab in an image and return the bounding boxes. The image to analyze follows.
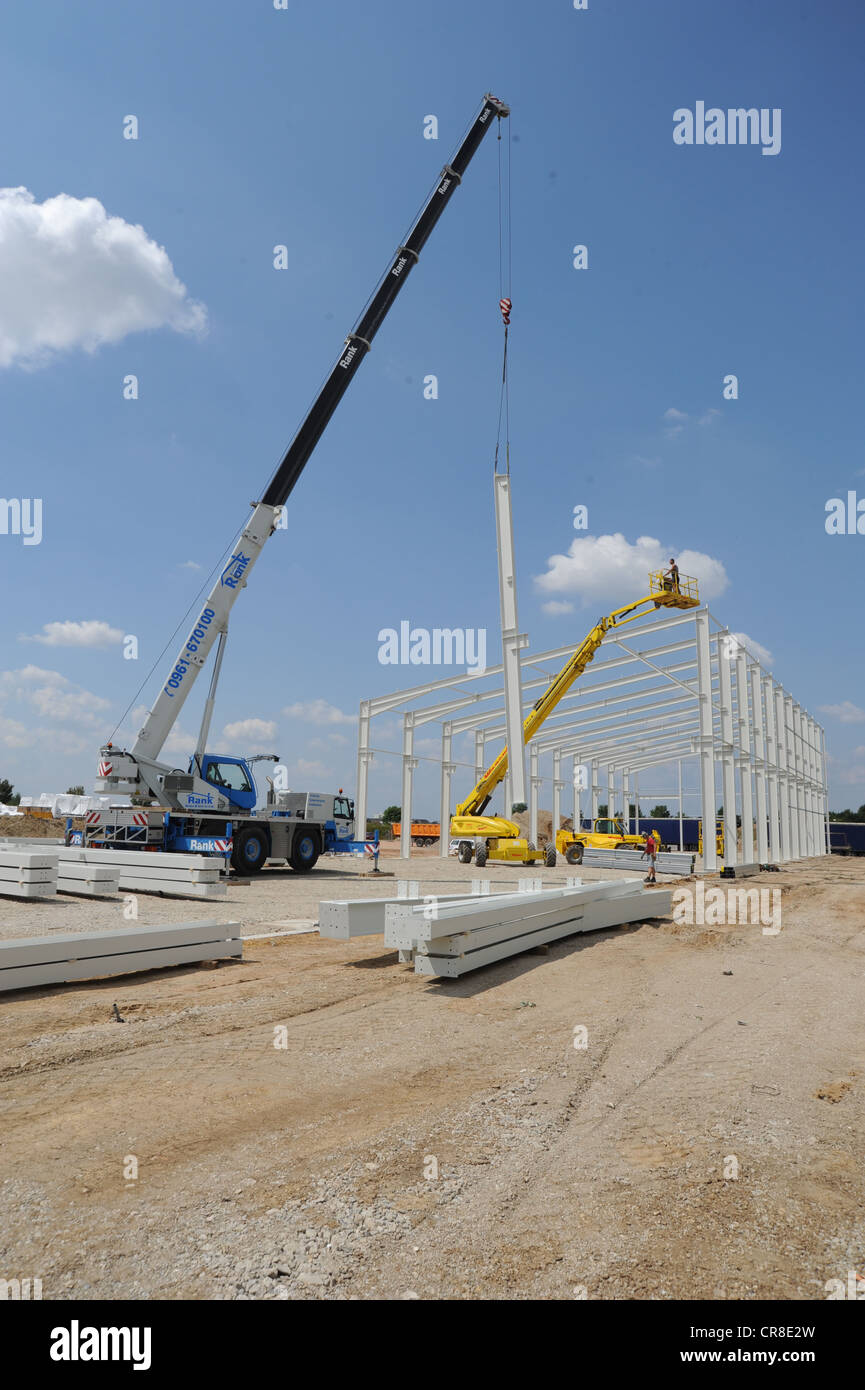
[196,754,257,811]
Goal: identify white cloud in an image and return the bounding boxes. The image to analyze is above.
[699,408,721,426]
[0,714,33,748]
[533,534,728,605]
[0,666,110,728]
[664,407,688,421]
[162,725,195,758]
[730,632,774,667]
[295,758,332,779]
[222,717,278,752]
[20,619,124,648]
[0,186,207,368]
[541,599,575,616]
[180,560,202,571]
[819,701,865,724]
[282,699,356,726]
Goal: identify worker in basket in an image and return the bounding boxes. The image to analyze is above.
[662,558,680,594]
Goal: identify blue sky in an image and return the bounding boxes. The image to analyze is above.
[1,0,863,814]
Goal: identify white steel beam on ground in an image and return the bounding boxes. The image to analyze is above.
[735,646,755,864]
[696,610,718,872]
[0,922,241,992]
[751,664,769,863]
[494,472,529,813]
[413,890,672,978]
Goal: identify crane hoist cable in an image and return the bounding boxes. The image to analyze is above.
[493,112,512,474]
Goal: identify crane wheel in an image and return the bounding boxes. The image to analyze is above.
[457,842,473,864]
[232,826,269,874]
[475,846,488,868]
[289,829,321,873]
[565,844,583,865]
[544,845,557,868]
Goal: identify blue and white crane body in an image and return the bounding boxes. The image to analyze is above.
[91,94,510,874]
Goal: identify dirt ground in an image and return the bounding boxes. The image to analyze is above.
[1,847,863,1301]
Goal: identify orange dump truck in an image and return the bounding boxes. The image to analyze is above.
[390,822,441,846]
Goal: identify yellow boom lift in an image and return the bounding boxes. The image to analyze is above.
[451,571,700,867]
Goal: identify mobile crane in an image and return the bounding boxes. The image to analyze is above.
[92,94,510,875]
[451,571,700,866]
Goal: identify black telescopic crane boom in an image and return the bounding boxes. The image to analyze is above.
[261,92,509,509]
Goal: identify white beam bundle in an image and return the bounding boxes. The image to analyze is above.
[0,839,225,898]
[0,848,58,899]
[580,846,695,875]
[386,880,671,977]
[0,921,242,993]
[60,848,225,898]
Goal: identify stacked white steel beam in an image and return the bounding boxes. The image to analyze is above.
[0,921,242,993]
[385,880,671,978]
[0,840,224,898]
[0,848,58,899]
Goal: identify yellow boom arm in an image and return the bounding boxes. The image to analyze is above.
[452,571,699,831]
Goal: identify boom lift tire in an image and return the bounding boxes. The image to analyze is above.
[232,826,269,874]
[565,844,583,866]
[544,844,557,868]
[458,841,473,864]
[290,829,321,873]
[475,845,488,868]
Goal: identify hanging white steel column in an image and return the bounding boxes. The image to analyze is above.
[399,712,417,860]
[529,745,540,845]
[735,647,755,864]
[677,760,684,851]
[439,722,454,859]
[763,675,780,864]
[695,610,718,872]
[751,665,769,864]
[354,699,373,840]
[608,764,615,819]
[493,473,528,814]
[718,636,738,867]
[775,686,792,862]
[633,771,639,834]
[622,769,630,832]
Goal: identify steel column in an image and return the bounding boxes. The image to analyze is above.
[695,610,718,872]
[494,473,528,813]
[751,665,769,863]
[718,635,738,867]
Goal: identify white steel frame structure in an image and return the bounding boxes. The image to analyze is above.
[354,605,828,872]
